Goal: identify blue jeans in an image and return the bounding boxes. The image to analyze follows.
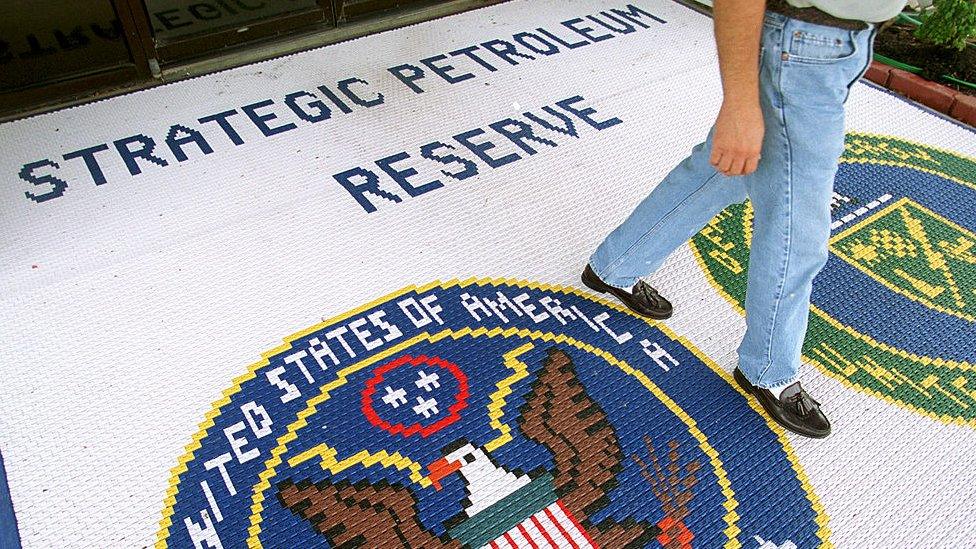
[589,12,876,388]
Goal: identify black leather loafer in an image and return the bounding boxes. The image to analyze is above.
[581,264,673,319]
[734,368,831,439]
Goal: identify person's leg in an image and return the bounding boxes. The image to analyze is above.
[737,18,877,389]
[588,128,748,289]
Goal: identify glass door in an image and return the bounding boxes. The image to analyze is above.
[0,0,143,93]
[145,0,335,64]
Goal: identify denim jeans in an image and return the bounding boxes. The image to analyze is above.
[589,12,876,388]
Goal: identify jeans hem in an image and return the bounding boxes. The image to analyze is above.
[598,276,636,291]
[755,374,799,390]
[587,260,638,290]
[738,360,799,389]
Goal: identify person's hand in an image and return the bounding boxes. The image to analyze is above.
[710,99,764,176]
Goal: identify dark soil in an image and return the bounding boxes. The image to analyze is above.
[874,23,976,97]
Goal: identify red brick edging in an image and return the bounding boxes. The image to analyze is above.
[864,61,976,127]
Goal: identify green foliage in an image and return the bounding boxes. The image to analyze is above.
[914,0,976,50]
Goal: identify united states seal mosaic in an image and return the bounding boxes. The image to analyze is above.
[157,280,828,548]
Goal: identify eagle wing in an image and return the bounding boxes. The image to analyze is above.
[516,347,625,518]
[517,348,658,548]
[277,477,461,548]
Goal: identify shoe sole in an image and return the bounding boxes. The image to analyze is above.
[733,369,830,439]
[581,273,672,320]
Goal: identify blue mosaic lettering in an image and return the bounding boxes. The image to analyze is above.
[419,141,479,181]
[449,45,497,72]
[388,64,427,94]
[114,134,169,176]
[488,118,558,155]
[337,78,384,108]
[284,91,332,123]
[198,110,245,146]
[453,128,521,169]
[63,143,110,185]
[556,96,622,130]
[316,85,353,114]
[479,39,535,66]
[611,4,667,28]
[523,106,580,138]
[166,124,214,162]
[512,32,560,56]
[20,159,68,203]
[535,27,588,49]
[420,54,476,84]
[334,166,403,213]
[562,18,615,42]
[241,99,298,137]
[588,11,637,34]
[376,151,444,197]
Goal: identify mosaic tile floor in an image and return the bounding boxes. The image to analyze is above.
[1,1,973,547]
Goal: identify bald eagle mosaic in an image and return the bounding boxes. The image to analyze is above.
[277,347,693,548]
